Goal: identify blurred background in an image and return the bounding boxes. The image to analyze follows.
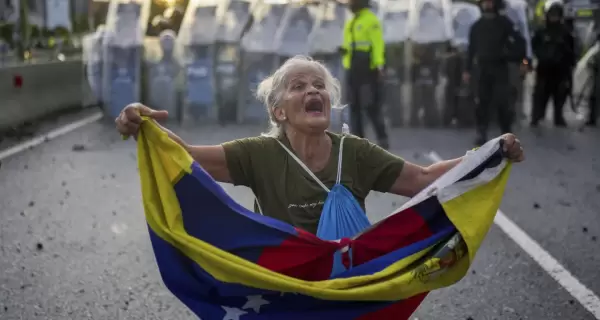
[1,1,600,319]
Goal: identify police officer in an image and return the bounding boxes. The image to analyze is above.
[340,0,389,149]
[411,40,442,127]
[464,0,526,146]
[443,40,470,126]
[501,0,533,123]
[530,0,574,127]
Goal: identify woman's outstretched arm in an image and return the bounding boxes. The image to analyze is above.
[388,158,463,198]
[116,103,233,183]
[388,134,524,197]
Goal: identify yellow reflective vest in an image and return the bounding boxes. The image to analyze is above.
[342,8,385,70]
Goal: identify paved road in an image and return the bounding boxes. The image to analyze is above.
[0,108,599,320]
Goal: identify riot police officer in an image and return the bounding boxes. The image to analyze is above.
[530,0,575,127]
[464,0,526,146]
[411,41,443,127]
[340,0,389,149]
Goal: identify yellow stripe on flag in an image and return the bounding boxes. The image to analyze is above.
[137,119,512,301]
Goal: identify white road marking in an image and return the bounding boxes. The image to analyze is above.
[426,150,600,319]
[0,111,103,161]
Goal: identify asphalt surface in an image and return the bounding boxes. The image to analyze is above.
[0,107,599,320]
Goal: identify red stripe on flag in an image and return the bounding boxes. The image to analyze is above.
[355,292,429,320]
[352,208,433,265]
[256,228,337,281]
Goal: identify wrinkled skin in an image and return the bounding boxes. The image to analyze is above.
[273,64,332,136]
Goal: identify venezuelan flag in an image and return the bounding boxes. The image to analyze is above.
[136,117,512,319]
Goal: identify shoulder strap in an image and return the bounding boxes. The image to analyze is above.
[336,135,346,184]
[275,139,331,192]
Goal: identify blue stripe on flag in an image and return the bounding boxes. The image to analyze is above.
[173,163,299,262]
[148,226,403,319]
[412,197,454,234]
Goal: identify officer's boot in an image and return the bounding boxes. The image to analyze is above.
[554,102,567,127]
[586,101,597,126]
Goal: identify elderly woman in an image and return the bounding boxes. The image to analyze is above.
[116,56,524,234]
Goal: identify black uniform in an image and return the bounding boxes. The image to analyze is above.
[443,44,475,127]
[410,43,442,126]
[467,9,526,144]
[530,12,575,127]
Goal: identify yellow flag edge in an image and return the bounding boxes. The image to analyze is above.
[442,163,512,263]
[136,119,507,302]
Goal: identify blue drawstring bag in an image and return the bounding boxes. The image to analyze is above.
[317,183,371,276]
[277,134,372,276]
[316,184,371,241]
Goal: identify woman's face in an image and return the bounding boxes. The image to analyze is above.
[276,64,331,134]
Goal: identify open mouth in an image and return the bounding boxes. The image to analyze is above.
[304,99,324,114]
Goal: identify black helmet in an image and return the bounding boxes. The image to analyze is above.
[545,0,564,17]
[349,0,370,11]
[478,0,504,11]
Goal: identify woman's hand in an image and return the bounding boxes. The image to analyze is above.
[115,103,169,138]
[500,133,525,162]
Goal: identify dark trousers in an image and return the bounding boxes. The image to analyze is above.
[588,73,598,125]
[411,84,439,126]
[532,72,568,125]
[589,96,598,125]
[347,70,388,142]
[476,64,513,138]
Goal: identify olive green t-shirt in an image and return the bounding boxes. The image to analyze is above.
[221,132,404,234]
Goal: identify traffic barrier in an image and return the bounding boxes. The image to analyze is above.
[0,60,93,131]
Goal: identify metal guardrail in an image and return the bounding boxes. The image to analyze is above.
[0,50,83,68]
[0,59,89,132]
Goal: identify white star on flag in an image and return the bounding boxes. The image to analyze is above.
[242,295,270,313]
[222,306,248,320]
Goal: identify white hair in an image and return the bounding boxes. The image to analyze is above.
[255,55,344,137]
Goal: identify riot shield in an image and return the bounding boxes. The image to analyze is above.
[309,2,348,58]
[82,26,106,107]
[178,0,221,125]
[407,0,453,127]
[503,0,533,122]
[408,0,453,44]
[145,30,181,123]
[238,1,287,124]
[443,1,479,127]
[214,0,257,124]
[0,39,9,66]
[274,2,317,65]
[370,0,381,14]
[451,2,479,48]
[380,0,411,127]
[216,0,256,43]
[102,0,150,119]
[309,2,350,132]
